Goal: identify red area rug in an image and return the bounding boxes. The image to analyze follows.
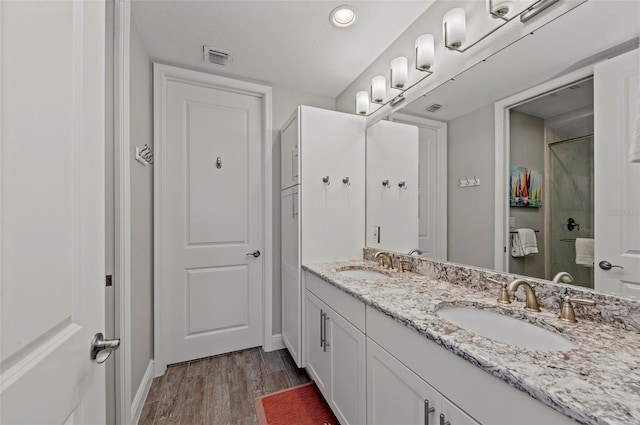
[254,382,338,425]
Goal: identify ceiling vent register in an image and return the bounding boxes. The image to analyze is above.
[203,46,231,66]
[425,103,444,113]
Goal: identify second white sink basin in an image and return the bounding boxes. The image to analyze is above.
[437,307,575,351]
[337,269,389,280]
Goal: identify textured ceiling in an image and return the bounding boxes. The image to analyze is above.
[131,0,435,98]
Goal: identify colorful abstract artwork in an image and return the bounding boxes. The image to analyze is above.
[510,166,542,207]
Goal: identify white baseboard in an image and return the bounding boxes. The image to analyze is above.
[131,360,154,425]
[268,333,286,351]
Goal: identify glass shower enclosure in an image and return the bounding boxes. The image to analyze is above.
[548,135,594,288]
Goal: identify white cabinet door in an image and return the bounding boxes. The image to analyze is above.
[305,289,366,425]
[594,48,640,297]
[1,1,107,423]
[367,339,440,425]
[305,291,331,397]
[281,187,301,366]
[280,111,299,190]
[327,305,367,425]
[441,397,480,425]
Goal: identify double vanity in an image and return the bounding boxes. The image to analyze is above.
[300,250,640,425]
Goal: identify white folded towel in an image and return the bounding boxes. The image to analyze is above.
[575,238,594,267]
[511,228,538,257]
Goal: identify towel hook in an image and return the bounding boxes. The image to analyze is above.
[342,177,350,187]
[382,179,390,188]
[322,176,330,185]
[398,181,407,190]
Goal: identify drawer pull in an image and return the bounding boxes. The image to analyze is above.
[323,312,330,352]
[424,400,435,425]
[440,414,450,425]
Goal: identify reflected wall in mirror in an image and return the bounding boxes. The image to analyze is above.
[364,0,640,296]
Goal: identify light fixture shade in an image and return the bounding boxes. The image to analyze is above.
[371,75,386,103]
[356,91,369,115]
[490,1,513,18]
[443,7,466,49]
[415,34,435,71]
[390,57,408,89]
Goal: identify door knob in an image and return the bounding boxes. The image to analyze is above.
[90,332,120,364]
[599,261,624,270]
[246,250,261,258]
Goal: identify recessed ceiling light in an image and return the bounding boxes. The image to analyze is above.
[331,6,356,28]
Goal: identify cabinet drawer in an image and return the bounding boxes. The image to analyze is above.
[304,271,365,332]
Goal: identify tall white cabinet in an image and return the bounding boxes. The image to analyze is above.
[281,106,365,367]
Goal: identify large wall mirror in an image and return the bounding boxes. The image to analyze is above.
[365,0,640,297]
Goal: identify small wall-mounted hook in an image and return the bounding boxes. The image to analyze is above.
[342,177,350,187]
[216,157,222,169]
[567,217,580,231]
[398,181,407,190]
[382,179,390,188]
[322,176,330,185]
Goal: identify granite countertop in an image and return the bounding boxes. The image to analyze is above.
[302,260,640,425]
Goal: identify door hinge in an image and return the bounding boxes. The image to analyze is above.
[106,275,113,287]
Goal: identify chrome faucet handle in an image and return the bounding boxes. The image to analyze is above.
[559,296,595,323]
[486,277,511,304]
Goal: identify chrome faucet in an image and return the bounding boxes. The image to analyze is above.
[552,272,574,284]
[374,251,394,270]
[507,279,541,312]
[408,248,423,256]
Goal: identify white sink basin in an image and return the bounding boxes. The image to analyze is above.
[437,307,575,351]
[337,269,389,280]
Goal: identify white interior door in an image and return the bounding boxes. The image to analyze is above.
[1,1,107,423]
[159,67,264,364]
[594,48,640,297]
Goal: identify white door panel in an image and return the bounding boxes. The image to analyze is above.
[1,1,106,423]
[594,49,640,296]
[162,75,263,364]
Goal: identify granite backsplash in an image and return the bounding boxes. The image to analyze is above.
[363,248,640,332]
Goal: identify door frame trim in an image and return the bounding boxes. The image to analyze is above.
[493,65,594,272]
[153,63,273,376]
[114,0,132,423]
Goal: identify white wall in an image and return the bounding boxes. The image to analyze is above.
[271,86,335,333]
[508,110,545,278]
[129,19,154,400]
[447,105,495,268]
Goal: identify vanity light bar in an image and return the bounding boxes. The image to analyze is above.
[354,0,562,116]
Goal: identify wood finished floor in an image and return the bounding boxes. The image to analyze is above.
[139,348,310,425]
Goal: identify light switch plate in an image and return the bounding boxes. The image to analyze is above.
[372,226,380,243]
